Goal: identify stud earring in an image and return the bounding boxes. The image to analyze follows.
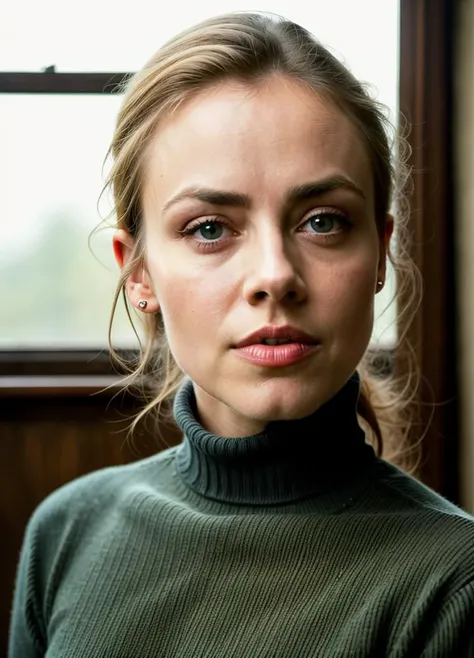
[138,300,147,309]
[376,280,384,290]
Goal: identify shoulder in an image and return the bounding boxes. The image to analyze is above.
[25,446,178,552]
[10,446,179,654]
[372,459,474,572]
[365,461,474,633]
[374,459,473,520]
[19,446,179,616]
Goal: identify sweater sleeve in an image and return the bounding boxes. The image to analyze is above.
[420,581,474,657]
[8,515,47,658]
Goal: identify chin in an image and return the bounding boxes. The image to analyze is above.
[189,353,360,436]
[239,379,331,423]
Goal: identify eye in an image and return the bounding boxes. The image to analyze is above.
[302,210,352,236]
[180,217,230,241]
[178,217,234,251]
[193,218,227,241]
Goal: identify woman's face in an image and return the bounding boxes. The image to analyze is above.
[114,75,392,437]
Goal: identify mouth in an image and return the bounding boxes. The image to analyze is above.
[232,340,320,367]
[234,325,319,349]
[258,338,297,346]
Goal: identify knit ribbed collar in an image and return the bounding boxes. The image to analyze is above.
[173,374,375,505]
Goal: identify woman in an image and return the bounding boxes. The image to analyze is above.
[9,12,474,657]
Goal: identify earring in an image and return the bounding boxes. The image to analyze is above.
[377,280,384,290]
[138,300,147,309]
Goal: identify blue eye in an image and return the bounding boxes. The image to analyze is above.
[182,218,226,242]
[194,219,224,241]
[306,213,343,234]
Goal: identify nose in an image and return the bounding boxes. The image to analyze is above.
[242,232,307,307]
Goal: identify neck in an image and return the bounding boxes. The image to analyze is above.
[173,374,376,506]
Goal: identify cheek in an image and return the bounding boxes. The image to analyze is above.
[149,258,227,359]
[317,251,377,328]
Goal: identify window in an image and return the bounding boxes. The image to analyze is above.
[1,0,399,349]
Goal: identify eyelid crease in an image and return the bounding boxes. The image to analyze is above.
[180,206,350,230]
[302,206,350,220]
[178,216,229,235]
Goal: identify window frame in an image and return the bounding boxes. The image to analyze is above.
[397,0,458,499]
[0,71,127,93]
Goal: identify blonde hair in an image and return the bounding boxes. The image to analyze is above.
[104,12,420,469]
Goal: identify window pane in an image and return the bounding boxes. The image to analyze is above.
[0,94,136,348]
[0,0,399,348]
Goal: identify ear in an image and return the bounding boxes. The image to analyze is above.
[112,229,160,312]
[376,213,394,290]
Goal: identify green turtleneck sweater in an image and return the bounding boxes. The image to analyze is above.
[9,375,474,657]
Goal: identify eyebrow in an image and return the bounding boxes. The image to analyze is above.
[161,176,366,214]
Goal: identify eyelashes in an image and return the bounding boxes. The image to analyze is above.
[180,217,226,243]
[179,209,354,252]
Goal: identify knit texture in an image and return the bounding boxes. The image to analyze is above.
[9,375,474,657]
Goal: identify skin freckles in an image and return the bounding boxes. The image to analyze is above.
[113,74,393,438]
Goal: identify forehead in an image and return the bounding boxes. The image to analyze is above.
[143,75,373,209]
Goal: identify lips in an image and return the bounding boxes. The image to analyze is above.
[234,324,318,348]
